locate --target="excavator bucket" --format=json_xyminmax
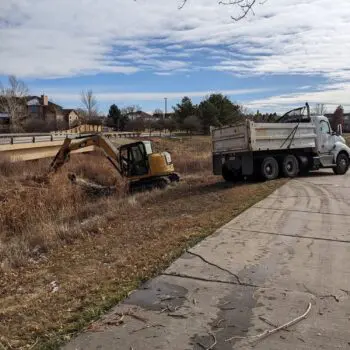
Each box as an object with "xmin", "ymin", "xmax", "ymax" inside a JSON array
[{"xmin": 49, "ymin": 138, "xmax": 73, "ymax": 172}]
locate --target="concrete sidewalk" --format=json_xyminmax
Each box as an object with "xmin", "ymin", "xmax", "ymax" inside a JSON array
[{"xmin": 64, "ymin": 172, "xmax": 350, "ymax": 350}]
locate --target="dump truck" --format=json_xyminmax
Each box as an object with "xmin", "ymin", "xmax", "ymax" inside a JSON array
[{"xmin": 212, "ymin": 104, "xmax": 350, "ymax": 181}]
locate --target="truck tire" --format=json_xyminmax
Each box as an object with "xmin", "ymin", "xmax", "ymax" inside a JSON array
[
  {"xmin": 261, "ymin": 157, "xmax": 279, "ymax": 180},
  {"xmin": 333, "ymin": 153, "xmax": 349, "ymax": 175},
  {"xmin": 282, "ymin": 154, "xmax": 299, "ymax": 178},
  {"xmin": 222, "ymin": 165, "xmax": 242, "ymax": 182}
]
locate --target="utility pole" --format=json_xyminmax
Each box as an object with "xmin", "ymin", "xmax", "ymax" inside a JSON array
[{"xmin": 164, "ymin": 97, "xmax": 168, "ymax": 120}]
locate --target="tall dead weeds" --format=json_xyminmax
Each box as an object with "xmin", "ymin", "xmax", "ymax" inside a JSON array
[{"xmin": 0, "ymin": 154, "xmax": 127, "ymax": 268}]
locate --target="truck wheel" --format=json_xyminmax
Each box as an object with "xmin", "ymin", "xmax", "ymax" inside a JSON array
[
  {"xmin": 333, "ymin": 153, "xmax": 349, "ymax": 175},
  {"xmin": 261, "ymin": 157, "xmax": 279, "ymax": 180},
  {"xmin": 222, "ymin": 165, "xmax": 242, "ymax": 182},
  {"xmin": 282, "ymin": 155, "xmax": 299, "ymax": 178}
]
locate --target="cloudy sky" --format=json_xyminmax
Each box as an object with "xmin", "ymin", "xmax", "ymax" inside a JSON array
[{"xmin": 1, "ymin": 0, "xmax": 350, "ymax": 114}]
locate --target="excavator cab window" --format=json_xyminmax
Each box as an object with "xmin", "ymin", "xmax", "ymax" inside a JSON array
[
  {"xmin": 120, "ymin": 148, "xmax": 129, "ymax": 175},
  {"xmin": 119, "ymin": 142, "xmax": 149, "ymax": 177}
]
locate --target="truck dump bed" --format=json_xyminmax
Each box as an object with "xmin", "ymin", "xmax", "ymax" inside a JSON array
[{"xmin": 212, "ymin": 120, "xmax": 317, "ymax": 154}]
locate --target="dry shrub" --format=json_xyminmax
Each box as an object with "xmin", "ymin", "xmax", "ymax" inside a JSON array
[
  {"xmin": 66, "ymin": 153, "xmax": 119, "ymax": 186},
  {"xmin": 0, "ymin": 156, "xmax": 49, "ymax": 178},
  {"xmin": 0, "ymin": 153, "xmax": 128, "ymax": 268},
  {"xmin": 0, "ymin": 172, "xmax": 86, "ymax": 267},
  {"xmin": 0, "ymin": 155, "xmax": 13, "ymax": 176},
  {"xmin": 172, "ymin": 151, "xmax": 211, "ymax": 174},
  {"xmin": 152, "ymin": 136, "xmax": 211, "ymax": 174}
]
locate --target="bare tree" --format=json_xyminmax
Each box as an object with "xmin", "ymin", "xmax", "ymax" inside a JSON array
[
  {"xmin": 178, "ymin": 0, "xmax": 260, "ymax": 20},
  {"xmin": 121, "ymin": 105, "xmax": 142, "ymax": 116},
  {"xmin": 153, "ymin": 108, "xmax": 164, "ymax": 119},
  {"xmin": 0, "ymin": 75, "xmax": 29, "ymax": 132},
  {"xmin": 240, "ymin": 105, "xmax": 251, "ymax": 116},
  {"xmin": 76, "ymin": 108, "xmax": 88, "ymax": 123},
  {"xmin": 125, "ymin": 117, "xmax": 145, "ymax": 132},
  {"xmin": 80, "ymin": 89, "xmax": 98, "ymax": 120},
  {"xmin": 312, "ymin": 103, "xmax": 327, "ymax": 116}
]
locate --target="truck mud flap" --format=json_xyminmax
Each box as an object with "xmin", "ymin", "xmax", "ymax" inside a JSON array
[
  {"xmin": 242, "ymin": 154, "xmax": 254, "ymax": 176},
  {"xmin": 213, "ymin": 154, "xmax": 222, "ymax": 175}
]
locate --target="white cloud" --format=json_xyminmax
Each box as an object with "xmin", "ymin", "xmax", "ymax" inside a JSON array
[
  {"xmin": 154, "ymin": 72, "xmax": 173, "ymax": 76},
  {"xmin": 299, "ymin": 85, "xmax": 312, "ymax": 90},
  {"xmin": 245, "ymin": 83, "xmax": 350, "ymax": 112},
  {"xmin": 1, "ymin": 0, "xmax": 350, "ymax": 83},
  {"xmin": 42, "ymin": 87, "xmax": 273, "ymax": 102},
  {"xmin": 166, "ymin": 44, "xmax": 183, "ymax": 50},
  {"xmin": 133, "ymin": 58, "xmax": 189, "ymax": 71}
]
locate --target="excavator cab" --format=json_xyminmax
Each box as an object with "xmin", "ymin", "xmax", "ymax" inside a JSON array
[
  {"xmin": 118, "ymin": 140, "xmax": 178, "ymax": 184},
  {"xmin": 120, "ymin": 141, "xmax": 150, "ymax": 177}
]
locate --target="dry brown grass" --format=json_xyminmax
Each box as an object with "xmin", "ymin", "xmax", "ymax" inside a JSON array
[
  {"xmin": 0, "ymin": 154, "xmax": 127, "ymax": 270},
  {"xmin": 152, "ymin": 136, "xmax": 211, "ymax": 174},
  {"xmin": 0, "ymin": 136, "xmax": 285, "ymax": 349}
]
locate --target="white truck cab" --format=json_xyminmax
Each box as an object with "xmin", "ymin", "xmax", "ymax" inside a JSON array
[
  {"xmin": 312, "ymin": 115, "xmax": 350, "ymax": 167},
  {"xmin": 212, "ymin": 104, "xmax": 350, "ymax": 181}
]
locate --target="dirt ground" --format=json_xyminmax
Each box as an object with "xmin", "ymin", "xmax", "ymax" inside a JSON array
[{"xmin": 0, "ymin": 136, "xmax": 285, "ymax": 349}]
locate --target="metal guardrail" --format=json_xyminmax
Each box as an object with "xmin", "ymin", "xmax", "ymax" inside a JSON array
[
  {"xmin": 103, "ymin": 132, "xmax": 141, "ymax": 139},
  {"xmin": 0, "ymin": 134, "xmax": 72, "ymax": 145},
  {"xmin": 0, "ymin": 133, "xmax": 51, "ymax": 137},
  {"xmin": 0, "ymin": 131, "xmax": 171, "ymax": 162},
  {"xmin": 0, "ymin": 132, "xmax": 142, "ymax": 146}
]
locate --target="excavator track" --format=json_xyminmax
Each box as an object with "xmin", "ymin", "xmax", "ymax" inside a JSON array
[
  {"xmin": 129, "ymin": 173, "xmax": 180, "ymax": 193},
  {"xmin": 67, "ymin": 172, "xmax": 180, "ymax": 196}
]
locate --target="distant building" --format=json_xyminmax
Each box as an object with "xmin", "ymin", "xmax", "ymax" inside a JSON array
[
  {"xmin": 62, "ymin": 109, "xmax": 80, "ymax": 128},
  {"xmin": 344, "ymin": 114, "xmax": 350, "ymax": 132},
  {"xmin": 0, "ymin": 113, "xmax": 10, "ymax": 132},
  {"xmin": 153, "ymin": 112, "xmax": 175, "ymax": 119},
  {"xmin": 26, "ymin": 95, "xmax": 65, "ymax": 128},
  {"xmin": 126, "ymin": 111, "xmax": 155, "ymax": 121},
  {"xmin": 26, "ymin": 95, "xmax": 79, "ymax": 129},
  {"xmin": 0, "ymin": 95, "xmax": 79, "ymax": 132}
]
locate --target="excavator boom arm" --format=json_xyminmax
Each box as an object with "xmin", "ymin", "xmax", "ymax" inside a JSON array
[{"xmin": 50, "ymin": 135, "xmax": 122, "ymax": 174}]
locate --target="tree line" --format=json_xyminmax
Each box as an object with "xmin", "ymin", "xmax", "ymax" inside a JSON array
[
  {"xmin": 106, "ymin": 94, "xmax": 282, "ymax": 135},
  {"xmin": 105, "ymin": 94, "xmax": 244, "ymax": 135},
  {"xmin": 0, "ymin": 75, "xmax": 346, "ymax": 134}
]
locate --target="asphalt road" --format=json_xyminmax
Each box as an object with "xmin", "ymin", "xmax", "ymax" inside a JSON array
[{"xmin": 64, "ymin": 171, "xmax": 350, "ymax": 350}]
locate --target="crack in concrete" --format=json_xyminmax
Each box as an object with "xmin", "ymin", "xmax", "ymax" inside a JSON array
[
  {"xmin": 165, "ymin": 262, "xmax": 347, "ymax": 303},
  {"xmin": 320, "ymin": 295, "xmax": 340, "ymax": 303},
  {"xmin": 161, "ymin": 272, "xmax": 259, "ymax": 288},
  {"xmin": 306, "ymin": 240, "xmax": 314, "ymax": 259},
  {"xmin": 302, "ymin": 283, "xmax": 341, "ymax": 302},
  {"xmin": 186, "ymin": 250, "xmax": 242, "ymax": 285},
  {"xmin": 234, "ymin": 228, "xmax": 350, "ymax": 244},
  {"xmin": 295, "ymin": 182, "xmax": 350, "ymax": 189},
  {"xmin": 253, "ymin": 206, "xmax": 350, "ymax": 217}
]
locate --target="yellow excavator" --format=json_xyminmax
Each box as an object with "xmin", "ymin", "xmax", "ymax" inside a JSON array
[{"xmin": 49, "ymin": 134, "xmax": 179, "ymax": 191}]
